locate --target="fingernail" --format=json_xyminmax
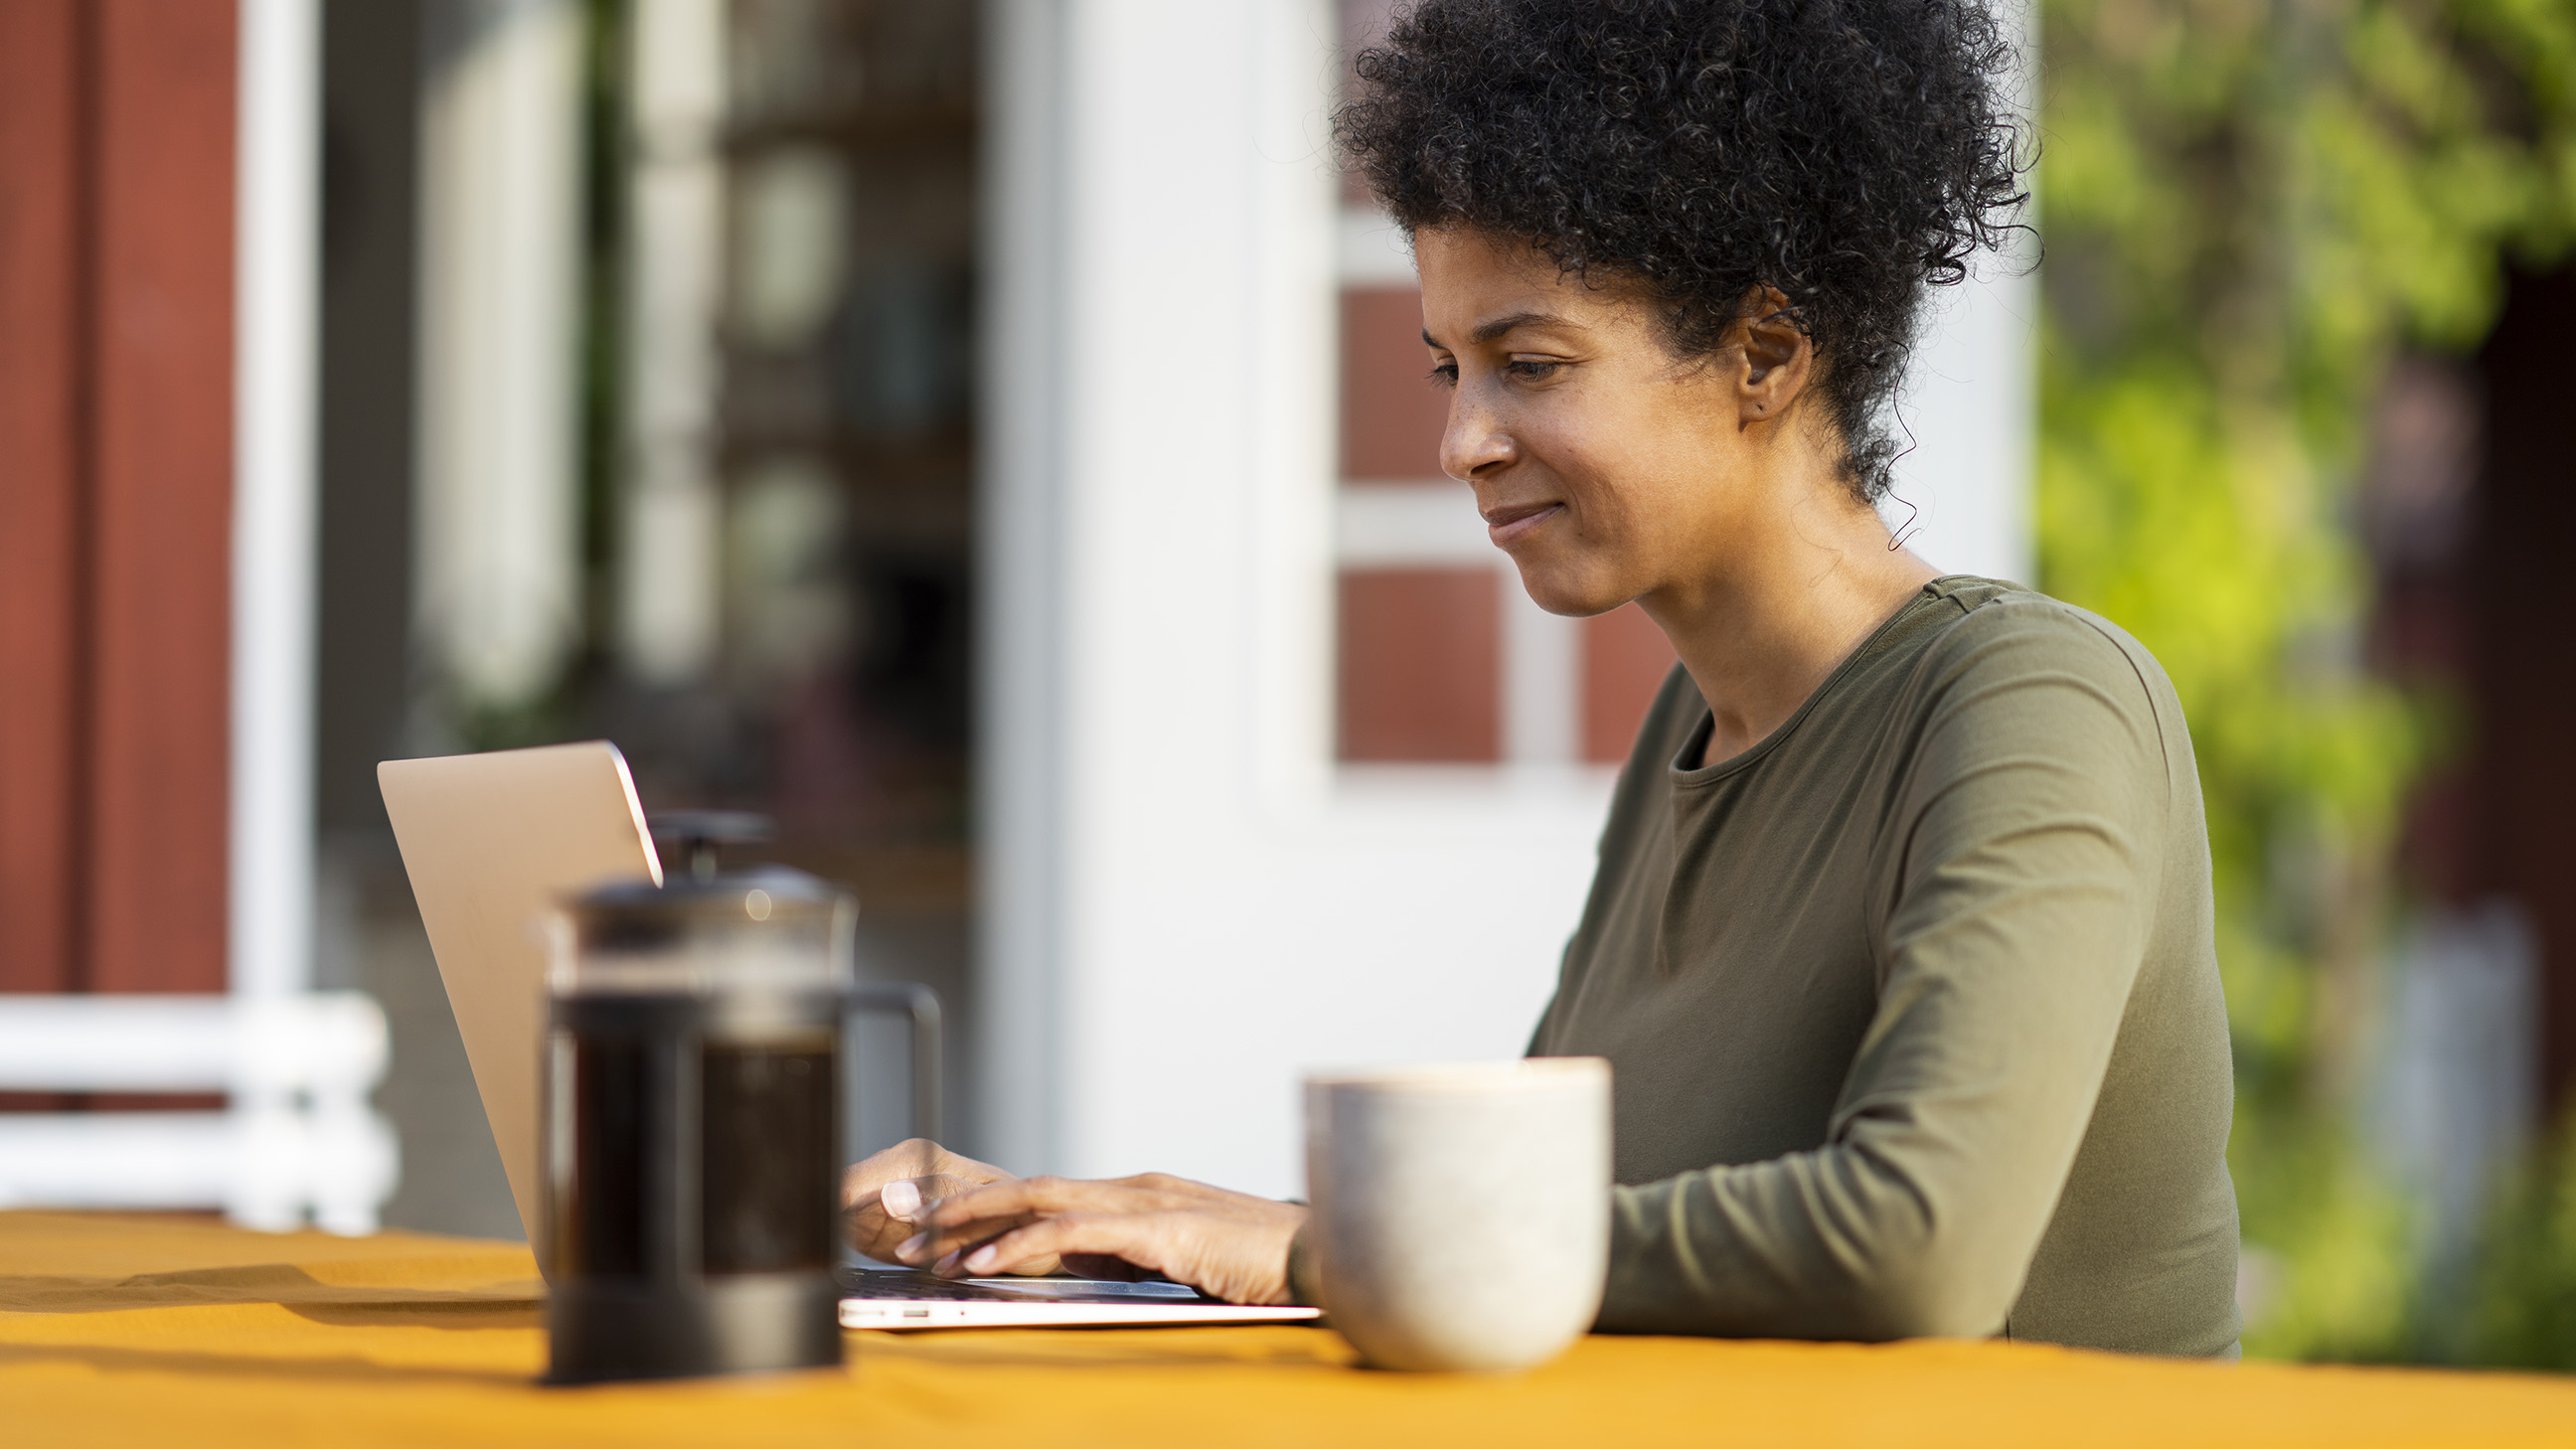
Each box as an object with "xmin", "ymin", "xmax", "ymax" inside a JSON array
[
  {"xmin": 963, "ymin": 1246, "xmax": 997, "ymax": 1273},
  {"xmin": 897, "ymin": 1233, "xmax": 927, "ymax": 1259},
  {"xmin": 882, "ymin": 1181, "xmax": 921, "ymax": 1221},
  {"xmin": 935, "ymin": 1249, "xmax": 964, "ymax": 1276}
]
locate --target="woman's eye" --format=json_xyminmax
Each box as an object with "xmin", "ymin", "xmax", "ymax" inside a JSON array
[
  {"xmin": 1429, "ymin": 361, "xmax": 1459, "ymax": 386},
  {"xmin": 1506, "ymin": 359, "xmax": 1560, "ymax": 380}
]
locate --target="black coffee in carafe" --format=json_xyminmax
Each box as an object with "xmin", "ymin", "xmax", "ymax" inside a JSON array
[{"xmin": 542, "ymin": 867, "xmax": 852, "ymax": 1382}]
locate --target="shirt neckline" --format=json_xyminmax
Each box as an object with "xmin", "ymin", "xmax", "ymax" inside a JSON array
[{"xmin": 1665, "ymin": 578, "xmax": 1970, "ymax": 788}]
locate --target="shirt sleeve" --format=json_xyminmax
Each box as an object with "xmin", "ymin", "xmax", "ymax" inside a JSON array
[{"xmin": 1594, "ymin": 604, "xmax": 2174, "ymax": 1340}]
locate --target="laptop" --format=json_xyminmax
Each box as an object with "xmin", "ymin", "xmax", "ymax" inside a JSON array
[
  {"xmin": 380, "ymin": 741, "xmax": 1322, "ymax": 1331},
  {"xmin": 837, "ymin": 1269, "xmax": 1318, "ymax": 1329}
]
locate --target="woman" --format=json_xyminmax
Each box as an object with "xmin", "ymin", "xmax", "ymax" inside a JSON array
[{"xmin": 844, "ymin": 0, "xmax": 2240, "ymax": 1356}]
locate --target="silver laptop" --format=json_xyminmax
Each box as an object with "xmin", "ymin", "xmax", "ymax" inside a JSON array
[
  {"xmin": 837, "ymin": 1267, "xmax": 1317, "ymax": 1329},
  {"xmin": 380, "ymin": 741, "xmax": 1322, "ymax": 1331}
]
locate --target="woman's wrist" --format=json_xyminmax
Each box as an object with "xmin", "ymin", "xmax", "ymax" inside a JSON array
[{"xmin": 1283, "ymin": 1221, "xmax": 1324, "ymax": 1308}]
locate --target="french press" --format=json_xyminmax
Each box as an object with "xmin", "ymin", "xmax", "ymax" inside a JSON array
[{"xmin": 540, "ymin": 840, "xmax": 938, "ymax": 1383}]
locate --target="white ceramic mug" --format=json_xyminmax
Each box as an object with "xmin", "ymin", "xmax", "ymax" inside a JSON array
[{"xmin": 1302, "ymin": 1057, "xmax": 1611, "ymax": 1371}]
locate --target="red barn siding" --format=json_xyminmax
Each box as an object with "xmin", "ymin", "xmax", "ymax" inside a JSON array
[
  {"xmin": 0, "ymin": 0, "xmax": 237, "ymax": 996},
  {"xmin": 0, "ymin": 0, "xmax": 86, "ymax": 992}
]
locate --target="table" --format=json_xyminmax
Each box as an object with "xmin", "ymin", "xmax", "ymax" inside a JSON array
[{"xmin": 5, "ymin": 1211, "xmax": 2574, "ymax": 1447}]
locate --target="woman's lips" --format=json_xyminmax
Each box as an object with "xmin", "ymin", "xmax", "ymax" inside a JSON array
[{"xmin": 1483, "ymin": 501, "xmax": 1563, "ymax": 547}]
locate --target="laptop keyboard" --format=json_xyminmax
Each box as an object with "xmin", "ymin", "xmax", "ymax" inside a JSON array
[{"xmin": 839, "ymin": 1267, "xmax": 1209, "ymax": 1304}]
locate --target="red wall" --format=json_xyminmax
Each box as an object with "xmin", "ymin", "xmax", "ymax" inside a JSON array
[{"xmin": 0, "ymin": 0, "xmax": 237, "ymax": 995}]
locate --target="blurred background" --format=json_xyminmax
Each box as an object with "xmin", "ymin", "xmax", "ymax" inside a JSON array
[{"xmin": 2, "ymin": 0, "xmax": 2574, "ymax": 1368}]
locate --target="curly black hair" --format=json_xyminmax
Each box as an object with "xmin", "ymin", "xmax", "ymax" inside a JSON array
[{"xmin": 1338, "ymin": 0, "xmax": 2028, "ymax": 501}]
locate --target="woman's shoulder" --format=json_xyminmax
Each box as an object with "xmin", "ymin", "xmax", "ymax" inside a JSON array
[
  {"xmin": 1913, "ymin": 576, "xmax": 2180, "ymax": 710},
  {"xmin": 1899, "ymin": 576, "xmax": 2194, "ymax": 779}
]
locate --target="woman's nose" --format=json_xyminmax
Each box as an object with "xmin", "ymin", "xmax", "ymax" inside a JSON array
[{"xmin": 1439, "ymin": 388, "xmax": 1514, "ymax": 482}]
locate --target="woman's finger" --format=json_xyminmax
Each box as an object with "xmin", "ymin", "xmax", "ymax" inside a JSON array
[
  {"xmin": 917, "ymin": 1176, "xmax": 1098, "ymax": 1224},
  {"xmin": 950, "ymin": 1212, "xmax": 1166, "ymax": 1281},
  {"xmin": 877, "ymin": 1173, "xmax": 986, "ymax": 1222},
  {"xmin": 895, "ymin": 1210, "xmax": 1051, "ymax": 1272},
  {"xmin": 909, "ymin": 1171, "xmax": 1252, "ymax": 1232},
  {"xmin": 846, "ymin": 1172, "xmax": 997, "ymax": 1259},
  {"xmin": 914, "ymin": 1175, "xmax": 1183, "ymax": 1232}
]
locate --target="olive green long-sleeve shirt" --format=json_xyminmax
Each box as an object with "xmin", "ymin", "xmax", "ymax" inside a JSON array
[{"xmin": 1530, "ymin": 577, "xmax": 2240, "ymax": 1356}]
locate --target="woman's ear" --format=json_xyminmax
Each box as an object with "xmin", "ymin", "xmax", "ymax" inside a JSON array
[{"xmin": 1733, "ymin": 286, "xmax": 1811, "ymax": 424}]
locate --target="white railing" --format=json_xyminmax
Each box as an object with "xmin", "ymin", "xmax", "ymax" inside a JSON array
[{"xmin": 0, "ymin": 993, "xmax": 399, "ymax": 1234}]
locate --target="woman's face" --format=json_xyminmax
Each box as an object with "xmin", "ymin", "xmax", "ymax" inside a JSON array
[{"xmin": 1416, "ymin": 226, "xmax": 1806, "ymax": 617}]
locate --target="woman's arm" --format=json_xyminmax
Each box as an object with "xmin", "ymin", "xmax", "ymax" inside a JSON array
[{"xmin": 1598, "ymin": 607, "xmax": 2182, "ymax": 1339}]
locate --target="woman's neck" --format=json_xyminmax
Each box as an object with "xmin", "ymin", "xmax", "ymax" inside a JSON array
[{"xmin": 1642, "ymin": 483, "xmax": 1940, "ymax": 770}]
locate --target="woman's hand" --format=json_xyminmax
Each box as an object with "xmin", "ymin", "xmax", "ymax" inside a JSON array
[
  {"xmin": 841, "ymin": 1139, "xmax": 1060, "ymax": 1275},
  {"xmin": 890, "ymin": 1172, "xmax": 1309, "ymax": 1306}
]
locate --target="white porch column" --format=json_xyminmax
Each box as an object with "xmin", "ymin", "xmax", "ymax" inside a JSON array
[
  {"xmin": 232, "ymin": 0, "xmax": 322, "ymax": 1002},
  {"xmin": 414, "ymin": 0, "xmax": 588, "ymax": 714},
  {"xmin": 617, "ymin": 0, "xmax": 727, "ymax": 687}
]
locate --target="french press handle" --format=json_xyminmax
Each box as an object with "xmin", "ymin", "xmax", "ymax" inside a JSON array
[{"xmin": 846, "ymin": 983, "xmax": 942, "ymax": 1144}]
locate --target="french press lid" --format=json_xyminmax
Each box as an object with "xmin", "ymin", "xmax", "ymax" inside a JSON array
[{"xmin": 553, "ymin": 866, "xmax": 855, "ymax": 997}]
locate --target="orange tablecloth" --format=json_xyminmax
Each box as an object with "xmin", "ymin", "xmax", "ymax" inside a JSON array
[{"xmin": 4, "ymin": 1210, "xmax": 2575, "ymax": 1447}]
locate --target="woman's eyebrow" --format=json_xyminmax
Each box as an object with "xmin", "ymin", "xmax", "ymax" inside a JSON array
[
  {"xmin": 1421, "ymin": 310, "xmax": 1577, "ymax": 352},
  {"xmin": 1470, "ymin": 310, "xmax": 1570, "ymax": 345}
]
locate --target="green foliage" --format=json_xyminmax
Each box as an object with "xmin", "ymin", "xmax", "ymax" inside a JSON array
[
  {"xmin": 2465, "ymin": 1117, "xmax": 2576, "ymax": 1368},
  {"xmin": 2037, "ymin": 0, "xmax": 2576, "ymax": 1359}
]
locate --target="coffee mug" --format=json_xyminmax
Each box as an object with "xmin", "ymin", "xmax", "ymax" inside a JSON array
[{"xmin": 1302, "ymin": 1057, "xmax": 1611, "ymax": 1371}]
